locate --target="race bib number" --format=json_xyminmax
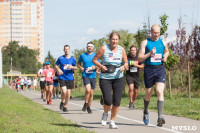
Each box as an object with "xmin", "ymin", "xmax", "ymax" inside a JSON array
[
  {"xmin": 151, "ymin": 54, "xmax": 162, "ymax": 63},
  {"xmin": 47, "ymin": 72, "xmax": 52, "ymax": 77},
  {"xmin": 109, "ymin": 53, "xmax": 121, "ymax": 62},
  {"xmin": 64, "ymin": 64, "xmax": 71, "ymax": 70},
  {"xmin": 130, "ymin": 66, "xmax": 138, "ymax": 72},
  {"xmin": 85, "ymin": 67, "xmax": 93, "ymax": 74}
]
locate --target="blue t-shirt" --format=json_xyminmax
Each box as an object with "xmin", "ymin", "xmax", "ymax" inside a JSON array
[
  {"xmin": 56, "ymin": 55, "xmax": 76, "ymax": 81},
  {"xmin": 145, "ymin": 38, "xmax": 165, "ymax": 65},
  {"xmin": 78, "ymin": 52, "xmax": 100, "ymax": 78}
]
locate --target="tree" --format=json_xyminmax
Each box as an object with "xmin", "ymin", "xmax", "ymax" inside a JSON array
[
  {"xmin": 164, "ymin": 49, "xmax": 179, "ymax": 97},
  {"xmin": 44, "ymin": 51, "xmax": 56, "ymax": 68},
  {"xmin": 160, "ymin": 13, "xmax": 169, "ymax": 40},
  {"xmin": 134, "ymin": 23, "xmax": 150, "ymax": 46},
  {"xmin": 2, "ymin": 41, "xmax": 41, "ymax": 74},
  {"xmin": 170, "ymin": 16, "xmax": 187, "ymax": 93}
]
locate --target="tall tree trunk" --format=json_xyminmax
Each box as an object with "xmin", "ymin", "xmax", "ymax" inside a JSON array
[
  {"xmin": 188, "ymin": 61, "xmax": 191, "ymax": 100},
  {"xmin": 168, "ymin": 71, "xmax": 172, "ymax": 98},
  {"xmin": 180, "ymin": 72, "xmax": 183, "ymax": 96}
]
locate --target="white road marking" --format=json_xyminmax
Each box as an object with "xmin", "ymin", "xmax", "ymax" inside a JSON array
[{"xmin": 26, "ymin": 91, "xmax": 182, "ymax": 133}]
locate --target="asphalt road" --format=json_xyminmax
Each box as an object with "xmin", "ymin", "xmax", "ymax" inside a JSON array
[{"xmin": 20, "ymin": 90, "xmax": 199, "ymax": 133}]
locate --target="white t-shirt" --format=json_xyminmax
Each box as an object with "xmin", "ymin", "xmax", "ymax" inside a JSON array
[
  {"xmin": 20, "ymin": 78, "xmax": 24, "ymax": 85},
  {"xmin": 27, "ymin": 79, "xmax": 32, "ymax": 85},
  {"xmin": 38, "ymin": 68, "xmax": 45, "ymax": 81},
  {"xmin": 33, "ymin": 79, "xmax": 37, "ymax": 86}
]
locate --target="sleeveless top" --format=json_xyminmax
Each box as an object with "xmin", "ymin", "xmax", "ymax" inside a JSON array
[
  {"xmin": 100, "ymin": 44, "xmax": 123, "ymax": 79},
  {"xmin": 145, "ymin": 38, "xmax": 165, "ymax": 65}
]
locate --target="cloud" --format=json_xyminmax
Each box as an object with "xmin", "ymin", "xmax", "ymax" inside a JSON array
[
  {"xmin": 86, "ymin": 28, "xmax": 99, "ymax": 35},
  {"xmin": 166, "ymin": 36, "xmax": 176, "ymax": 43},
  {"xmin": 107, "ymin": 20, "xmax": 138, "ymax": 31}
]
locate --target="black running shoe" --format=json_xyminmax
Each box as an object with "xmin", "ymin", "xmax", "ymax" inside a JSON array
[
  {"xmin": 60, "ymin": 102, "xmax": 64, "ymax": 111},
  {"xmin": 82, "ymin": 103, "xmax": 88, "ymax": 112},
  {"xmin": 87, "ymin": 106, "xmax": 92, "ymax": 114},
  {"xmin": 63, "ymin": 107, "xmax": 68, "ymax": 112},
  {"xmin": 157, "ymin": 117, "xmax": 165, "ymax": 127}
]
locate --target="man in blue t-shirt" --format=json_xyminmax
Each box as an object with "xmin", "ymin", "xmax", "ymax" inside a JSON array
[
  {"xmin": 138, "ymin": 24, "xmax": 169, "ymax": 127},
  {"xmin": 55, "ymin": 45, "xmax": 77, "ymax": 112},
  {"xmin": 78, "ymin": 41, "xmax": 100, "ymax": 114}
]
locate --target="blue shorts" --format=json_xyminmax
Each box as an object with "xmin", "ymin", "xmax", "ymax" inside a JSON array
[
  {"xmin": 83, "ymin": 77, "xmax": 96, "ymax": 90},
  {"xmin": 53, "ymin": 83, "xmax": 59, "ymax": 87},
  {"xmin": 144, "ymin": 65, "xmax": 166, "ymax": 88}
]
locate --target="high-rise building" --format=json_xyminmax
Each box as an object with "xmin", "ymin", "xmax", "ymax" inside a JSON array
[{"xmin": 0, "ymin": 0, "xmax": 44, "ymax": 63}]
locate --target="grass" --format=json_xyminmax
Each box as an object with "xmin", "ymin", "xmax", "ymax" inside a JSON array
[
  {"xmin": 0, "ymin": 86, "xmax": 93, "ymax": 133},
  {"xmin": 71, "ymin": 87, "xmax": 200, "ymax": 120}
]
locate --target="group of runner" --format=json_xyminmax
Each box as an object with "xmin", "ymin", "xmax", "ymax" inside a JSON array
[
  {"xmin": 36, "ymin": 24, "xmax": 169, "ymax": 129},
  {"xmin": 10, "ymin": 76, "xmax": 37, "ymax": 92}
]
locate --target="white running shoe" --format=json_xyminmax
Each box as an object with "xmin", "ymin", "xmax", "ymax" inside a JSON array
[
  {"xmin": 109, "ymin": 121, "xmax": 118, "ymax": 129},
  {"xmin": 101, "ymin": 113, "xmax": 108, "ymax": 126}
]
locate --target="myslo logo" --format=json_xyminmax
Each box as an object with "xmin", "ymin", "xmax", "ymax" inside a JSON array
[{"xmin": 172, "ymin": 126, "xmax": 197, "ymax": 131}]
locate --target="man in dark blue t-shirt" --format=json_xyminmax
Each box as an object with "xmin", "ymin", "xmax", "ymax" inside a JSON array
[
  {"xmin": 78, "ymin": 41, "xmax": 100, "ymax": 114},
  {"xmin": 55, "ymin": 45, "xmax": 77, "ymax": 112}
]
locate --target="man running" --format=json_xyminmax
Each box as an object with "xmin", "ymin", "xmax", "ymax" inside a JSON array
[
  {"xmin": 138, "ymin": 24, "xmax": 169, "ymax": 127},
  {"xmin": 78, "ymin": 41, "xmax": 100, "ymax": 114},
  {"xmin": 37, "ymin": 64, "xmax": 46, "ymax": 100},
  {"xmin": 55, "ymin": 45, "xmax": 77, "ymax": 112},
  {"xmin": 126, "ymin": 45, "xmax": 144, "ymax": 110}
]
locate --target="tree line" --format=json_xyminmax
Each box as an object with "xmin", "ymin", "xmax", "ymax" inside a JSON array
[{"xmin": 2, "ymin": 14, "xmax": 200, "ymax": 98}]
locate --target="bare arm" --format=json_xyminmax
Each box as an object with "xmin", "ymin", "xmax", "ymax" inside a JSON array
[
  {"xmin": 162, "ymin": 40, "xmax": 169, "ymax": 62},
  {"xmin": 77, "ymin": 61, "xmax": 84, "ymax": 72},
  {"xmin": 134, "ymin": 63, "xmax": 145, "ymax": 69},
  {"xmin": 138, "ymin": 40, "xmax": 156, "ymax": 62},
  {"xmin": 55, "ymin": 64, "xmax": 63, "ymax": 75},
  {"xmin": 121, "ymin": 47, "xmax": 128, "ymax": 71},
  {"xmin": 92, "ymin": 45, "xmax": 107, "ymax": 72}
]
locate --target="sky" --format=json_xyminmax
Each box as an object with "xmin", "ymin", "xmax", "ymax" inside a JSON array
[{"xmin": 44, "ymin": 0, "xmax": 200, "ymax": 59}]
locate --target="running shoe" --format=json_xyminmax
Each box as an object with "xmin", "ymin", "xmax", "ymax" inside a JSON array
[
  {"xmin": 63, "ymin": 107, "xmax": 68, "ymax": 112},
  {"xmin": 82, "ymin": 103, "xmax": 88, "ymax": 112},
  {"xmin": 56, "ymin": 94, "xmax": 58, "ymax": 99},
  {"xmin": 87, "ymin": 106, "xmax": 92, "ymax": 114},
  {"xmin": 132, "ymin": 105, "xmax": 135, "ymax": 110},
  {"xmin": 143, "ymin": 112, "xmax": 150, "ymax": 125},
  {"xmin": 157, "ymin": 117, "xmax": 165, "ymax": 127},
  {"xmin": 60, "ymin": 102, "xmax": 64, "ymax": 110},
  {"xmin": 47, "ymin": 101, "xmax": 50, "ymax": 105},
  {"xmin": 109, "ymin": 121, "xmax": 118, "ymax": 129},
  {"xmin": 43, "ymin": 98, "xmax": 46, "ymax": 102},
  {"xmin": 129, "ymin": 103, "xmax": 133, "ymax": 109},
  {"xmin": 101, "ymin": 113, "xmax": 108, "ymax": 126},
  {"xmin": 49, "ymin": 99, "xmax": 53, "ymax": 104},
  {"xmin": 41, "ymin": 95, "xmax": 43, "ymax": 99}
]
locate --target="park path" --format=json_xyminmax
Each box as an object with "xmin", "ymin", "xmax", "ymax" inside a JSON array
[{"xmin": 20, "ymin": 90, "xmax": 199, "ymax": 133}]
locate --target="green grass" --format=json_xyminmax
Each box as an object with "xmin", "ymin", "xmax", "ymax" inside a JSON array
[
  {"xmin": 0, "ymin": 87, "xmax": 92, "ymax": 133},
  {"xmin": 71, "ymin": 88, "xmax": 200, "ymax": 120}
]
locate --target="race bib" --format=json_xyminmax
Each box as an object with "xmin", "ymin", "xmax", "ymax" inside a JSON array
[
  {"xmin": 85, "ymin": 67, "xmax": 93, "ymax": 74},
  {"xmin": 47, "ymin": 72, "xmax": 52, "ymax": 77},
  {"xmin": 151, "ymin": 54, "xmax": 162, "ymax": 63},
  {"xmin": 64, "ymin": 64, "xmax": 71, "ymax": 70},
  {"xmin": 109, "ymin": 53, "xmax": 121, "ymax": 62},
  {"xmin": 130, "ymin": 66, "xmax": 138, "ymax": 72}
]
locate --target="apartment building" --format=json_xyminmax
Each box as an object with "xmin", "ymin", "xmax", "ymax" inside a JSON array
[{"xmin": 0, "ymin": 0, "xmax": 44, "ymax": 63}]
